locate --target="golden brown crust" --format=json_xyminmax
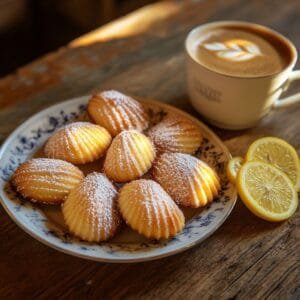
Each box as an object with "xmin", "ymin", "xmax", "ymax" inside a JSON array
[
  {"xmin": 153, "ymin": 153, "xmax": 220, "ymax": 208},
  {"xmin": 63, "ymin": 172, "xmax": 121, "ymax": 242},
  {"xmin": 104, "ymin": 130, "xmax": 155, "ymax": 182},
  {"xmin": 12, "ymin": 91, "xmax": 222, "ymax": 241},
  {"xmin": 148, "ymin": 114, "xmax": 202, "ymax": 154},
  {"xmin": 118, "ymin": 179, "xmax": 185, "ymax": 239},
  {"xmin": 44, "ymin": 122, "xmax": 112, "ymax": 164},
  {"xmin": 87, "ymin": 90, "xmax": 149, "ymax": 136},
  {"xmin": 11, "ymin": 158, "xmax": 84, "ymax": 204}
]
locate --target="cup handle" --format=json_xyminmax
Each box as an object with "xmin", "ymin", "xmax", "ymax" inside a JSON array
[{"xmin": 273, "ymin": 70, "xmax": 300, "ymax": 108}]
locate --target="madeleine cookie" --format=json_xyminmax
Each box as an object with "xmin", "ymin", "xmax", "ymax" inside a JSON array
[
  {"xmin": 119, "ymin": 179, "xmax": 185, "ymax": 239},
  {"xmin": 44, "ymin": 122, "xmax": 111, "ymax": 164},
  {"xmin": 104, "ymin": 130, "xmax": 155, "ymax": 182},
  {"xmin": 87, "ymin": 90, "xmax": 149, "ymax": 136},
  {"xmin": 63, "ymin": 172, "xmax": 121, "ymax": 242},
  {"xmin": 148, "ymin": 115, "xmax": 202, "ymax": 154},
  {"xmin": 11, "ymin": 158, "xmax": 84, "ymax": 204},
  {"xmin": 153, "ymin": 153, "xmax": 220, "ymax": 208}
]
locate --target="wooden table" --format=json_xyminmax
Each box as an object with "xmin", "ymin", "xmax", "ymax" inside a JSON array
[{"xmin": 0, "ymin": 0, "xmax": 299, "ymax": 299}]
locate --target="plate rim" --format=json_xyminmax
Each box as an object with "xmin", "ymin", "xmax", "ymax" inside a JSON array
[{"xmin": 0, "ymin": 95, "xmax": 237, "ymax": 263}]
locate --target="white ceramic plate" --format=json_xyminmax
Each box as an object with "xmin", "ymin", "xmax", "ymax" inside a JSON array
[{"xmin": 0, "ymin": 96, "xmax": 237, "ymax": 262}]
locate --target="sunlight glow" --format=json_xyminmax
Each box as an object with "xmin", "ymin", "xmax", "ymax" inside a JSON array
[{"xmin": 70, "ymin": 2, "xmax": 179, "ymax": 47}]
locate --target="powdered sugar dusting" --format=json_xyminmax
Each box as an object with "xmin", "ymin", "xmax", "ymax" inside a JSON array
[
  {"xmin": 81, "ymin": 173, "xmax": 119, "ymax": 230},
  {"xmin": 156, "ymin": 152, "xmax": 200, "ymax": 176},
  {"xmin": 12, "ymin": 158, "xmax": 83, "ymax": 203},
  {"xmin": 101, "ymin": 90, "xmax": 140, "ymax": 108},
  {"xmin": 6, "ymin": 93, "xmax": 230, "ymax": 244},
  {"xmin": 119, "ymin": 179, "xmax": 184, "ymax": 239},
  {"xmin": 125, "ymin": 179, "xmax": 178, "ymax": 212},
  {"xmin": 89, "ymin": 90, "xmax": 149, "ymax": 136},
  {"xmin": 153, "ymin": 153, "xmax": 219, "ymax": 207},
  {"xmin": 81, "ymin": 172, "xmax": 117, "ymax": 205},
  {"xmin": 14, "ymin": 158, "xmax": 82, "ymax": 183},
  {"xmin": 148, "ymin": 115, "xmax": 202, "ymax": 154},
  {"xmin": 45, "ymin": 122, "xmax": 92, "ymax": 159},
  {"xmin": 17, "ymin": 158, "xmax": 78, "ymax": 172}
]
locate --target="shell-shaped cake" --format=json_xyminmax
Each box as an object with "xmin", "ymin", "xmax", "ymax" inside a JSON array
[
  {"xmin": 44, "ymin": 122, "xmax": 112, "ymax": 164},
  {"xmin": 148, "ymin": 115, "xmax": 202, "ymax": 154},
  {"xmin": 87, "ymin": 90, "xmax": 149, "ymax": 136},
  {"xmin": 11, "ymin": 158, "xmax": 84, "ymax": 204},
  {"xmin": 118, "ymin": 179, "xmax": 185, "ymax": 239},
  {"xmin": 104, "ymin": 130, "xmax": 155, "ymax": 182},
  {"xmin": 63, "ymin": 172, "xmax": 121, "ymax": 242},
  {"xmin": 153, "ymin": 153, "xmax": 220, "ymax": 208}
]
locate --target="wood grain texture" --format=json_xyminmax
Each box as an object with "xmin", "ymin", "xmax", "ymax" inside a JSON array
[{"xmin": 0, "ymin": 0, "xmax": 299, "ymax": 299}]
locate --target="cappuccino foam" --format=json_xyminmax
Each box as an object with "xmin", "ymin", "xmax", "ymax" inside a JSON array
[{"xmin": 193, "ymin": 27, "xmax": 288, "ymax": 77}]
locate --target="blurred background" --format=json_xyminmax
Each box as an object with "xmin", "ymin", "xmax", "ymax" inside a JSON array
[{"xmin": 0, "ymin": 0, "xmax": 158, "ymax": 77}]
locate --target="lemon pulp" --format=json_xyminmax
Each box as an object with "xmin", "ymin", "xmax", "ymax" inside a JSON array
[
  {"xmin": 246, "ymin": 137, "xmax": 300, "ymax": 191},
  {"xmin": 237, "ymin": 161, "xmax": 298, "ymax": 222}
]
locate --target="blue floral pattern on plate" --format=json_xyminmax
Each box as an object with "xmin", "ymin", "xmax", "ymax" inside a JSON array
[{"xmin": 0, "ymin": 96, "xmax": 237, "ymax": 262}]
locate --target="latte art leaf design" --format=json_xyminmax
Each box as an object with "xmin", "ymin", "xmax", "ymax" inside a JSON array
[{"xmin": 203, "ymin": 39, "xmax": 262, "ymax": 61}]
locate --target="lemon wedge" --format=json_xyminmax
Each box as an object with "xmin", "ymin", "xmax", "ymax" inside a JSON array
[
  {"xmin": 246, "ymin": 137, "xmax": 300, "ymax": 191},
  {"xmin": 237, "ymin": 161, "xmax": 298, "ymax": 222},
  {"xmin": 227, "ymin": 156, "xmax": 244, "ymax": 183}
]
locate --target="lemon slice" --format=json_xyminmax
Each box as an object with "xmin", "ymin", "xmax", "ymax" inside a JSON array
[
  {"xmin": 237, "ymin": 161, "xmax": 298, "ymax": 222},
  {"xmin": 246, "ymin": 137, "xmax": 300, "ymax": 191},
  {"xmin": 227, "ymin": 156, "xmax": 244, "ymax": 183}
]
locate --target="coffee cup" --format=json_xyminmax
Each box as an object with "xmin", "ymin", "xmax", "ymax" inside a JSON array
[{"xmin": 185, "ymin": 21, "xmax": 300, "ymax": 129}]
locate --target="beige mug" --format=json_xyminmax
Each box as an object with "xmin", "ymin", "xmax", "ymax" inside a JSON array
[{"xmin": 185, "ymin": 21, "xmax": 300, "ymax": 129}]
